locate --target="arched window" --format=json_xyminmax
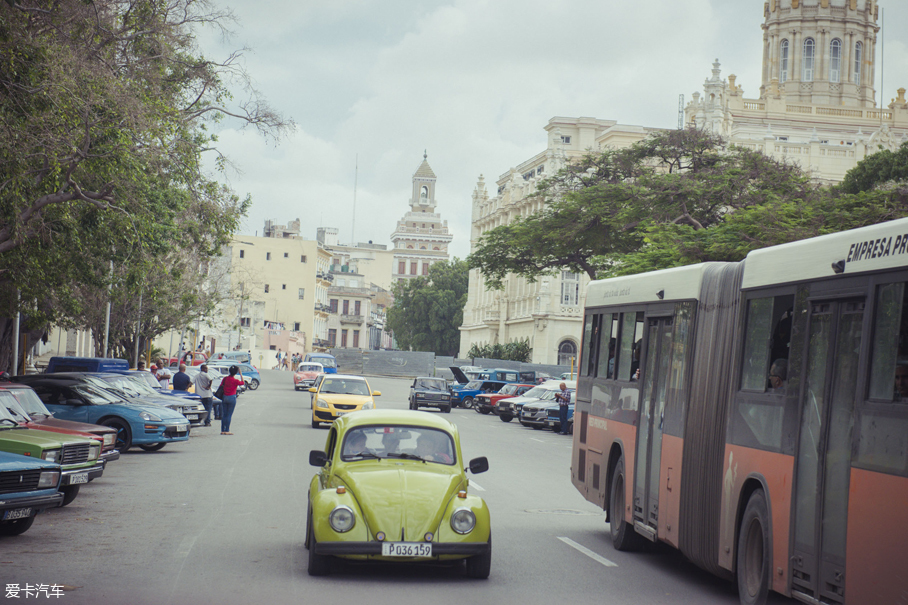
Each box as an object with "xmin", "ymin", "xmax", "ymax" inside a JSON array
[
  {"xmin": 802, "ymin": 38, "xmax": 815, "ymax": 81},
  {"xmin": 780, "ymin": 39, "xmax": 789, "ymax": 83},
  {"xmin": 853, "ymin": 41, "xmax": 863, "ymax": 84},
  {"xmin": 558, "ymin": 340, "xmax": 578, "ymax": 367},
  {"xmin": 420, "ymin": 186, "xmax": 428, "ymax": 201},
  {"xmin": 829, "ymin": 38, "xmax": 842, "ymax": 83}
]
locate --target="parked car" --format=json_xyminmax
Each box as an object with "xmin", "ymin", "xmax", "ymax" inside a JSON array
[
  {"xmin": 520, "ymin": 388, "xmax": 574, "ymax": 429},
  {"xmin": 559, "ymin": 372, "xmax": 577, "ymax": 380},
  {"xmin": 545, "ymin": 391, "xmax": 576, "ymax": 434},
  {"xmin": 47, "ymin": 356, "xmax": 129, "ymax": 373},
  {"xmin": 0, "ymin": 383, "xmax": 119, "ymax": 465},
  {"xmin": 498, "ymin": 380, "xmax": 576, "ymax": 423},
  {"xmin": 168, "ymin": 351, "xmax": 208, "ymax": 367},
  {"xmin": 0, "ymin": 451, "xmax": 63, "ymax": 536},
  {"xmin": 94, "ymin": 373, "xmax": 208, "ymax": 427},
  {"xmin": 306, "ymin": 410, "xmax": 491, "ymax": 578},
  {"xmin": 12, "ymin": 375, "xmax": 191, "ymax": 452},
  {"xmin": 474, "ymin": 383, "xmax": 534, "ymax": 415},
  {"xmin": 210, "ymin": 350, "xmax": 252, "ymax": 365},
  {"xmin": 449, "ymin": 380, "xmax": 506, "ymax": 409},
  {"xmin": 304, "ymin": 353, "xmax": 338, "ymax": 374},
  {"xmin": 408, "ymin": 377, "xmax": 451, "ymax": 413},
  {"xmin": 208, "ymin": 361, "xmax": 260, "ymax": 390},
  {"xmin": 309, "ymin": 375, "xmax": 380, "ymax": 429},
  {"xmin": 0, "ymin": 395, "xmax": 102, "ymax": 506},
  {"xmin": 294, "ymin": 363, "xmax": 324, "ymax": 391}
]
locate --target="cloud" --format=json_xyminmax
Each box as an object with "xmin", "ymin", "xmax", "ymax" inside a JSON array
[{"xmin": 199, "ymin": 0, "xmax": 908, "ymax": 259}]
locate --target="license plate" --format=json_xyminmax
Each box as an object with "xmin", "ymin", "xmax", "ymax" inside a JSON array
[
  {"xmin": 381, "ymin": 542, "xmax": 432, "ymax": 557},
  {"xmin": 335, "ymin": 412, "xmax": 346, "ymax": 417},
  {"xmin": 3, "ymin": 507, "xmax": 32, "ymax": 520},
  {"xmin": 69, "ymin": 473, "xmax": 89, "ymax": 485},
  {"xmin": 186, "ymin": 414, "xmax": 198, "ymax": 420}
]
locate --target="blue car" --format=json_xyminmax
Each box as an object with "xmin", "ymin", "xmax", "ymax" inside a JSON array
[
  {"xmin": 13, "ymin": 376, "xmax": 190, "ymax": 453},
  {"xmin": 0, "ymin": 451, "xmax": 63, "ymax": 536},
  {"xmin": 207, "ymin": 361, "xmax": 261, "ymax": 390},
  {"xmin": 449, "ymin": 380, "xmax": 507, "ymax": 409}
]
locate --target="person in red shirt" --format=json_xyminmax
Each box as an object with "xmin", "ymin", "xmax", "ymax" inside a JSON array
[{"xmin": 220, "ymin": 365, "xmax": 244, "ymax": 435}]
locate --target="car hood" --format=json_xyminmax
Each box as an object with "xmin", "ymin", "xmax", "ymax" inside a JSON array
[
  {"xmin": 318, "ymin": 394, "xmax": 374, "ymax": 406},
  {"xmin": 121, "ymin": 402, "xmax": 188, "ymax": 421},
  {"xmin": 448, "ymin": 367, "xmax": 469, "ymax": 384},
  {"xmin": 29, "ymin": 417, "xmax": 115, "ymax": 436},
  {"xmin": 295, "ymin": 371, "xmax": 321, "ymax": 380},
  {"xmin": 337, "ymin": 462, "xmax": 464, "ymax": 540}
]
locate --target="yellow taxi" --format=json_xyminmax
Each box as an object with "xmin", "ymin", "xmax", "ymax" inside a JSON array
[{"xmin": 309, "ymin": 375, "xmax": 380, "ymax": 428}]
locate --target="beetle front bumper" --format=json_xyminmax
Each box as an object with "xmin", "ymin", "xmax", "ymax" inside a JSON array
[{"xmin": 313, "ymin": 541, "xmax": 490, "ymax": 556}]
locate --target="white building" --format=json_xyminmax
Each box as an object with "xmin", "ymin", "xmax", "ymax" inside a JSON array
[
  {"xmin": 391, "ymin": 154, "xmax": 452, "ymax": 282},
  {"xmin": 686, "ymin": 0, "xmax": 907, "ymax": 182},
  {"xmin": 459, "ymin": 118, "xmax": 659, "ymax": 365}
]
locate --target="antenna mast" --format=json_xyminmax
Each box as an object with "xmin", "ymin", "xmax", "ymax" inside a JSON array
[{"xmin": 351, "ymin": 154, "xmax": 358, "ymax": 244}]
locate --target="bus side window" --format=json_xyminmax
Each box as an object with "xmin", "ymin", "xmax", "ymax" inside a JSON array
[
  {"xmin": 741, "ymin": 295, "xmax": 793, "ymax": 392},
  {"xmin": 869, "ymin": 282, "xmax": 908, "ymax": 402},
  {"xmin": 617, "ymin": 312, "xmax": 644, "ymax": 381},
  {"xmin": 596, "ymin": 314, "xmax": 614, "ymax": 378},
  {"xmin": 581, "ymin": 314, "xmax": 599, "ymax": 377}
]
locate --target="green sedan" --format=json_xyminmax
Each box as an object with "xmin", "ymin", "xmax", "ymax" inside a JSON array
[{"xmin": 306, "ymin": 410, "xmax": 491, "ymax": 578}]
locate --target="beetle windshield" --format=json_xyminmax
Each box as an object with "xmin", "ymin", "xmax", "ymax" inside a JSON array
[{"xmin": 341, "ymin": 426, "xmax": 456, "ymax": 465}]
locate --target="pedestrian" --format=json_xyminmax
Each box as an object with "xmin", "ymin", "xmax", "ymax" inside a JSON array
[
  {"xmin": 193, "ymin": 364, "xmax": 214, "ymax": 427},
  {"xmin": 219, "ymin": 365, "xmax": 244, "ymax": 435},
  {"xmin": 137, "ymin": 361, "xmax": 146, "ymax": 371},
  {"xmin": 275, "ymin": 348, "xmax": 282, "ymax": 370},
  {"xmin": 155, "ymin": 359, "xmax": 172, "ymax": 389},
  {"xmin": 172, "ymin": 364, "xmax": 191, "ymax": 391},
  {"xmin": 555, "ymin": 382, "xmax": 571, "ymax": 435}
]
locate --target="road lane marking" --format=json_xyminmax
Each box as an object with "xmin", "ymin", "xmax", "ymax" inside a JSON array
[
  {"xmin": 558, "ymin": 537, "xmax": 618, "ymax": 567},
  {"xmin": 469, "ymin": 481, "xmax": 486, "ymax": 491},
  {"xmin": 530, "ymin": 438, "xmax": 545, "ymax": 443}
]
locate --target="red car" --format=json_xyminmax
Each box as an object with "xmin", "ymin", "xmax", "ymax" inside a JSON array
[
  {"xmin": 474, "ymin": 383, "xmax": 535, "ymax": 415},
  {"xmin": 168, "ymin": 351, "xmax": 208, "ymax": 367},
  {"xmin": 294, "ymin": 362, "xmax": 324, "ymax": 392},
  {"xmin": 0, "ymin": 383, "xmax": 119, "ymax": 465}
]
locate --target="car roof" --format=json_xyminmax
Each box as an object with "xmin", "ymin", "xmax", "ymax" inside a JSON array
[
  {"xmin": 322, "ymin": 374, "xmax": 368, "ymax": 381},
  {"xmin": 334, "ymin": 409, "xmax": 457, "ymax": 434},
  {"xmin": 414, "ymin": 376, "xmax": 445, "ymax": 380}
]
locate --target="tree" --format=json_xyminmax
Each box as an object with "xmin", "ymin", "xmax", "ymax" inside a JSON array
[
  {"xmin": 839, "ymin": 141, "xmax": 908, "ymax": 194},
  {"xmin": 469, "ymin": 127, "xmax": 908, "ymax": 284},
  {"xmin": 466, "ymin": 339, "xmax": 531, "ymax": 363},
  {"xmin": 0, "ymin": 0, "xmax": 291, "ymax": 370},
  {"xmin": 386, "ymin": 260, "xmax": 468, "ymax": 356}
]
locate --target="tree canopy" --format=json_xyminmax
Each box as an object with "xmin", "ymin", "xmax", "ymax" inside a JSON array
[
  {"xmin": 386, "ymin": 260, "xmax": 469, "ymax": 357},
  {"xmin": 0, "ymin": 0, "xmax": 292, "ymax": 369},
  {"xmin": 469, "ymin": 129, "xmax": 908, "ymax": 286}
]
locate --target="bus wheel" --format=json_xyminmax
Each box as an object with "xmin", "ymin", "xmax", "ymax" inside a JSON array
[
  {"xmin": 609, "ymin": 456, "xmax": 643, "ymax": 551},
  {"xmin": 737, "ymin": 490, "xmax": 771, "ymax": 605}
]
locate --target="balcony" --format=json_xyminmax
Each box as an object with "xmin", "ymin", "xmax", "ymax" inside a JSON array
[
  {"xmin": 314, "ymin": 302, "xmax": 332, "ymax": 314},
  {"xmin": 340, "ymin": 314, "xmax": 364, "ymax": 325},
  {"xmin": 316, "ymin": 271, "xmax": 334, "ymax": 282}
]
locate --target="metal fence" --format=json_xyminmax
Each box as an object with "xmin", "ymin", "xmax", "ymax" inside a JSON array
[{"xmin": 329, "ymin": 350, "xmax": 573, "ymax": 380}]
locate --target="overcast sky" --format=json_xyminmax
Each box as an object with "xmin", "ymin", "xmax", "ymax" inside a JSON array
[{"xmin": 198, "ymin": 0, "xmax": 908, "ymax": 260}]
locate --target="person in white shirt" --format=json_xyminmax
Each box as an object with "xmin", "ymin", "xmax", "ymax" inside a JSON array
[{"xmin": 193, "ymin": 364, "xmax": 215, "ymax": 427}]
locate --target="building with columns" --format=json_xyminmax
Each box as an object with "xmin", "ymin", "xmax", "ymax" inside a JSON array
[
  {"xmin": 459, "ymin": 118, "xmax": 659, "ymax": 365},
  {"xmin": 391, "ymin": 154, "xmax": 452, "ymax": 282},
  {"xmin": 686, "ymin": 0, "xmax": 907, "ymax": 182}
]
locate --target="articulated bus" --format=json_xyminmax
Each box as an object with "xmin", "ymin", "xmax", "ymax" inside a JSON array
[{"xmin": 572, "ymin": 218, "xmax": 908, "ymax": 605}]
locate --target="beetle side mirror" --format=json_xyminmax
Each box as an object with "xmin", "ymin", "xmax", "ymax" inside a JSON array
[
  {"xmin": 468, "ymin": 456, "xmax": 489, "ymax": 474},
  {"xmin": 309, "ymin": 450, "xmax": 328, "ymax": 467}
]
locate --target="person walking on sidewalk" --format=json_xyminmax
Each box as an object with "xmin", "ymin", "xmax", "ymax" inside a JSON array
[{"xmin": 219, "ymin": 365, "xmax": 244, "ymax": 435}]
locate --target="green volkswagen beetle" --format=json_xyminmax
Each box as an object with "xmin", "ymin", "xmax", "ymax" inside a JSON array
[{"xmin": 306, "ymin": 410, "xmax": 491, "ymax": 578}]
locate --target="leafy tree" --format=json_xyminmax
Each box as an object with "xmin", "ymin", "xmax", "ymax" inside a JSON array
[
  {"xmin": 839, "ymin": 141, "xmax": 908, "ymax": 194},
  {"xmin": 0, "ymin": 0, "xmax": 291, "ymax": 370},
  {"xmin": 469, "ymin": 127, "xmax": 908, "ymax": 284},
  {"xmin": 466, "ymin": 339, "xmax": 532, "ymax": 363},
  {"xmin": 387, "ymin": 260, "xmax": 468, "ymax": 356}
]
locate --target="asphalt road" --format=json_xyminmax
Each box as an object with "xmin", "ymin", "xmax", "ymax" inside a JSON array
[{"xmin": 2, "ymin": 370, "xmax": 795, "ymax": 605}]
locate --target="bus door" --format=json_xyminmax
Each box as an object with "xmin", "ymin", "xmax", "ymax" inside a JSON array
[
  {"xmin": 791, "ymin": 299, "xmax": 864, "ymax": 605},
  {"xmin": 633, "ymin": 316, "xmax": 673, "ymax": 537}
]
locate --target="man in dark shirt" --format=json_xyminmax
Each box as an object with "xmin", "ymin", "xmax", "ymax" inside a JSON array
[{"xmin": 172, "ymin": 364, "xmax": 191, "ymax": 391}]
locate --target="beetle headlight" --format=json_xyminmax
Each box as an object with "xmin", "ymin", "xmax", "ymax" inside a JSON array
[
  {"xmin": 37, "ymin": 471, "xmax": 60, "ymax": 489},
  {"xmin": 329, "ymin": 505, "xmax": 356, "ymax": 533},
  {"xmin": 450, "ymin": 508, "xmax": 476, "ymax": 534},
  {"xmin": 41, "ymin": 449, "xmax": 61, "ymax": 464}
]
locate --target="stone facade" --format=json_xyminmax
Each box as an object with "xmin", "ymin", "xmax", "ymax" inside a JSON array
[
  {"xmin": 686, "ymin": 0, "xmax": 907, "ymax": 183},
  {"xmin": 459, "ymin": 118, "xmax": 658, "ymax": 365},
  {"xmin": 391, "ymin": 154, "xmax": 452, "ymax": 282}
]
